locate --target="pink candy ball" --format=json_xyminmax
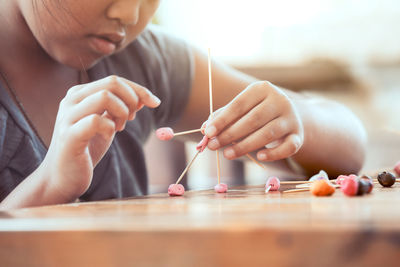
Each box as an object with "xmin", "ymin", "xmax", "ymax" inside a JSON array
[
  {"xmin": 168, "ymin": 184, "xmax": 185, "ymax": 196},
  {"xmin": 156, "ymin": 127, "xmax": 174, "ymax": 141},
  {"xmin": 394, "ymin": 161, "xmax": 400, "ymax": 176},
  {"xmin": 266, "ymin": 176, "xmax": 280, "ymax": 191},
  {"xmin": 335, "ymin": 175, "xmax": 348, "ymax": 185},
  {"xmin": 340, "ymin": 176, "xmax": 358, "ymax": 196},
  {"xmin": 214, "ymin": 183, "xmax": 228, "ymax": 193}
]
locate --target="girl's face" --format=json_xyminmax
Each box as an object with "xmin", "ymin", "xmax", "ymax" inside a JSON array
[{"xmin": 19, "ymin": 0, "xmax": 160, "ymax": 69}]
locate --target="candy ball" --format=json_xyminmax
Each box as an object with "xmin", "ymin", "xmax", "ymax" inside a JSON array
[
  {"xmin": 335, "ymin": 175, "xmax": 349, "ymax": 185},
  {"xmin": 265, "ymin": 176, "xmax": 280, "ymax": 192},
  {"xmin": 377, "ymin": 171, "xmax": 396, "ymax": 187},
  {"xmin": 357, "ymin": 180, "xmax": 371, "ymax": 196},
  {"xmin": 168, "ymin": 184, "xmax": 185, "ymax": 196},
  {"xmin": 310, "ymin": 179, "xmax": 335, "ymax": 196},
  {"xmin": 341, "ymin": 176, "xmax": 358, "ymax": 196},
  {"xmin": 394, "ymin": 161, "xmax": 400, "ymax": 176},
  {"xmin": 360, "ymin": 175, "xmax": 374, "ymax": 193},
  {"xmin": 309, "ymin": 170, "xmax": 329, "ymax": 182},
  {"xmin": 156, "ymin": 127, "xmax": 174, "ymax": 141},
  {"xmin": 214, "ymin": 183, "xmax": 228, "ymax": 193}
]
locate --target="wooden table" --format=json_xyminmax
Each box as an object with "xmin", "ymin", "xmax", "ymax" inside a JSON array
[{"xmin": 1, "ymin": 182, "xmax": 400, "ymax": 267}]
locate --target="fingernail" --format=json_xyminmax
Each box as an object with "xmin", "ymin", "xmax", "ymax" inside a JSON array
[
  {"xmin": 224, "ymin": 148, "xmax": 236, "ymax": 159},
  {"xmin": 208, "ymin": 138, "xmax": 220, "ymax": 149},
  {"xmin": 152, "ymin": 95, "xmax": 161, "ymax": 105},
  {"xmin": 258, "ymin": 153, "xmax": 267, "ymax": 160},
  {"xmin": 205, "ymin": 125, "xmax": 217, "ymax": 137}
]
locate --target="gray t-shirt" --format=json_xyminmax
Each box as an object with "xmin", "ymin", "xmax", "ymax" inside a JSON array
[{"xmin": 0, "ymin": 25, "xmax": 194, "ymax": 201}]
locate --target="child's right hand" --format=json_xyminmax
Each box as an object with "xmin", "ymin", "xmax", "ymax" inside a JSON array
[{"xmin": 40, "ymin": 75, "xmax": 160, "ymax": 201}]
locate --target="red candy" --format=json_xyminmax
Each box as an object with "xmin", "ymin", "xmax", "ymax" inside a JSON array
[
  {"xmin": 265, "ymin": 176, "xmax": 280, "ymax": 192},
  {"xmin": 394, "ymin": 161, "xmax": 400, "ymax": 176},
  {"xmin": 340, "ymin": 176, "xmax": 358, "ymax": 196},
  {"xmin": 168, "ymin": 184, "xmax": 185, "ymax": 196},
  {"xmin": 214, "ymin": 183, "xmax": 228, "ymax": 193},
  {"xmin": 196, "ymin": 136, "xmax": 209, "ymax": 152},
  {"xmin": 156, "ymin": 127, "xmax": 174, "ymax": 141}
]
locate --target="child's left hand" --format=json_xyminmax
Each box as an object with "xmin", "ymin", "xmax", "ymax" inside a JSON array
[{"xmin": 204, "ymin": 81, "xmax": 304, "ymax": 162}]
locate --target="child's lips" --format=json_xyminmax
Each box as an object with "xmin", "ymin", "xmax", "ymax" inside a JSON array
[{"xmin": 88, "ymin": 36, "xmax": 117, "ymax": 56}]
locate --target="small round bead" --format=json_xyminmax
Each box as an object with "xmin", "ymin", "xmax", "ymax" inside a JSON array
[
  {"xmin": 357, "ymin": 180, "xmax": 371, "ymax": 196},
  {"xmin": 341, "ymin": 176, "xmax": 358, "ymax": 196},
  {"xmin": 168, "ymin": 184, "xmax": 185, "ymax": 196},
  {"xmin": 335, "ymin": 175, "xmax": 349, "ymax": 185},
  {"xmin": 309, "ymin": 170, "xmax": 329, "ymax": 182},
  {"xmin": 360, "ymin": 175, "xmax": 374, "ymax": 193},
  {"xmin": 310, "ymin": 180, "xmax": 335, "ymax": 196},
  {"xmin": 377, "ymin": 171, "xmax": 396, "ymax": 187},
  {"xmin": 214, "ymin": 183, "xmax": 228, "ymax": 193},
  {"xmin": 394, "ymin": 161, "xmax": 400, "ymax": 176},
  {"xmin": 156, "ymin": 127, "xmax": 174, "ymax": 141},
  {"xmin": 265, "ymin": 176, "xmax": 280, "ymax": 191}
]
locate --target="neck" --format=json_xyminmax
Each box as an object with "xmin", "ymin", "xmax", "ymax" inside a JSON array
[{"xmin": 0, "ymin": 1, "xmax": 75, "ymax": 83}]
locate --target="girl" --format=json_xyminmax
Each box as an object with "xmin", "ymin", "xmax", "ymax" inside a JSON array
[{"xmin": 0, "ymin": 0, "xmax": 366, "ymax": 209}]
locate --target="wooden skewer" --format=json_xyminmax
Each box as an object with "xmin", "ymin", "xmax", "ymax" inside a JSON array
[
  {"xmin": 245, "ymin": 153, "xmax": 267, "ymax": 170},
  {"xmin": 208, "ymin": 48, "xmax": 222, "ymax": 185},
  {"xmin": 174, "ymin": 128, "xmax": 202, "ymax": 136},
  {"xmin": 175, "ymin": 150, "xmax": 201, "ymax": 185},
  {"xmin": 282, "ymin": 188, "xmax": 310, "ymax": 194},
  {"xmin": 265, "ymin": 185, "xmax": 271, "ymax": 193},
  {"xmin": 280, "ymin": 181, "xmax": 313, "ymax": 185}
]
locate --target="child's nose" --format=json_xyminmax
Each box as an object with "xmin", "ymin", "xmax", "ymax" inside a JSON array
[{"xmin": 107, "ymin": 0, "xmax": 140, "ymax": 25}]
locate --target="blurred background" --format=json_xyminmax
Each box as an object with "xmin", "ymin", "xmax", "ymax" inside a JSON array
[{"xmin": 145, "ymin": 0, "xmax": 400, "ymax": 193}]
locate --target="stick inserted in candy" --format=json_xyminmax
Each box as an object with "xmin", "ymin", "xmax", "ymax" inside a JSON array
[
  {"xmin": 265, "ymin": 176, "xmax": 280, "ymax": 193},
  {"xmin": 156, "ymin": 127, "xmax": 202, "ymax": 141}
]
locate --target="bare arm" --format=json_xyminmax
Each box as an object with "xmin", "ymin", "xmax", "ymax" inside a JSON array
[{"xmin": 176, "ymin": 48, "xmax": 367, "ymax": 177}]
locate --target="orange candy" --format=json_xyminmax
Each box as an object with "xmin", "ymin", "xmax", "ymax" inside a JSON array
[{"xmin": 310, "ymin": 179, "xmax": 335, "ymax": 196}]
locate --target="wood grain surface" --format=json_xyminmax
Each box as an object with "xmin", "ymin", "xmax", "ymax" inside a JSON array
[{"xmin": 1, "ymin": 182, "xmax": 400, "ymax": 267}]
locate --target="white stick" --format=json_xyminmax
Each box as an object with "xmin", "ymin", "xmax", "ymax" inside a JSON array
[
  {"xmin": 174, "ymin": 128, "xmax": 202, "ymax": 136},
  {"xmin": 175, "ymin": 150, "xmax": 201, "ymax": 185},
  {"xmin": 265, "ymin": 185, "xmax": 271, "ymax": 193}
]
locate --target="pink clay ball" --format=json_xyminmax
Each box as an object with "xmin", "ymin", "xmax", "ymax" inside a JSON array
[
  {"xmin": 156, "ymin": 127, "xmax": 174, "ymax": 141},
  {"xmin": 168, "ymin": 184, "xmax": 185, "ymax": 196},
  {"xmin": 266, "ymin": 176, "xmax": 280, "ymax": 191},
  {"xmin": 394, "ymin": 161, "xmax": 400, "ymax": 176},
  {"xmin": 340, "ymin": 176, "xmax": 358, "ymax": 197},
  {"xmin": 335, "ymin": 175, "xmax": 349, "ymax": 185},
  {"xmin": 214, "ymin": 183, "xmax": 228, "ymax": 193}
]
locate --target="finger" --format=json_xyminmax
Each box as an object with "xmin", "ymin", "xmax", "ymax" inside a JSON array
[
  {"xmin": 220, "ymin": 118, "xmax": 290, "ymax": 159},
  {"xmin": 67, "ymin": 114, "xmax": 116, "ymax": 149},
  {"xmin": 256, "ymin": 134, "xmax": 302, "ymax": 161},
  {"xmin": 67, "ymin": 76, "xmax": 160, "ymax": 114},
  {"xmin": 68, "ymin": 90, "xmax": 129, "ymax": 131},
  {"xmin": 207, "ymin": 101, "xmax": 280, "ymax": 150},
  {"xmin": 119, "ymin": 77, "xmax": 161, "ymax": 108},
  {"xmin": 204, "ymin": 82, "xmax": 269, "ymax": 138}
]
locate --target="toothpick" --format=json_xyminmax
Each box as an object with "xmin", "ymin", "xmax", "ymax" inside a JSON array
[
  {"xmin": 174, "ymin": 128, "xmax": 202, "ymax": 136},
  {"xmin": 175, "ymin": 150, "xmax": 201, "ymax": 185},
  {"xmin": 245, "ymin": 153, "xmax": 267, "ymax": 170},
  {"xmin": 265, "ymin": 185, "xmax": 271, "ymax": 193},
  {"xmin": 282, "ymin": 188, "xmax": 310, "ymax": 194},
  {"xmin": 208, "ymin": 48, "xmax": 221, "ymax": 185},
  {"xmin": 280, "ymin": 181, "xmax": 313, "ymax": 185}
]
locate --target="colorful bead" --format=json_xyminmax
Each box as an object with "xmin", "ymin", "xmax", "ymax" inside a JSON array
[
  {"xmin": 265, "ymin": 176, "xmax": 280, "ymax": 192},
  {"xmin": 394, "ymin": 161, "xmax": 400, "ymax": 176},
  {"xmin": 309, "ymin": 170, "xmax": 329, "ymax": 182},
  {"xmin": 214, "ymin": 183, "xmax": 228, "ymax": 193},
  {"xmin": 340, "ymin": 176, "xmax": 358, "ymax": 196},
  {"xmin": 156, "ymin": 127, "xmax": 174, "ymax": 141},
  {"xmin": 310, "ymin": 179, "xmax": 335, "ymax": 196},
  {"xmin": 377, "ymin": 171, "xmax": 396, "ymax": 187},
  {"xmin": 168, "ymin": 184, "xmax": 185, "ymax": 196}
]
